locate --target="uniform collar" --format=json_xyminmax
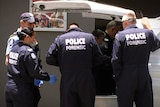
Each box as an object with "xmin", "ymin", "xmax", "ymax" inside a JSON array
[
  {"xmin": 18, "ymin": 41, "xmax": 32, "ymax": 47},
  {"xmin": 66, "ymin": 27, "xmax": 83, "ymax": 33},
  {"xmin": 17, "ymin": 28, "xmax": 22, "ymax": 32},
  {"xmin": 125, "ymin": 25, "xmax": 138, "ymax": 30}
]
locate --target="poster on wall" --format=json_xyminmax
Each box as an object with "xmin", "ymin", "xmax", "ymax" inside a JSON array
[{"xmin": 30, "ymin": 0, "xmax": 67, "ymax": 31}]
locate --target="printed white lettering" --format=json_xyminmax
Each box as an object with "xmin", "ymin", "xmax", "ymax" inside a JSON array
[
  {"xmin": 9, "ymin": 52, "xmax": 19, "ymax": 60},
  {"xmin": 127, "ymin": 40, "xmax": 146, "ymax": 46},
  {"xmin": 125, "ymin": 32, "xmax": 147, "ymax": 46},
  {"xmin": 65, "ymin": 38, "xmax": 85, "ymax": 45},
  {"xmin": 125, "ymin": 32, "xmax": 146, "ymax": 40},
  {"xmin": 65, "ymin": 38, "xmax": 86, "ymax": 50},
  {"xmin": 9, "ymin": 59, "xmax": 17, "ymax": 65},
  {"xmin": 66, "ymin": 45, "xmax": 86, "ymax": 50}
]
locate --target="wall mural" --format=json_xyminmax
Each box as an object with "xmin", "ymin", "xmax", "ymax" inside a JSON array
[{"xmin": 31, "ymin": 0, "xmax": 67, "ymax": 31}]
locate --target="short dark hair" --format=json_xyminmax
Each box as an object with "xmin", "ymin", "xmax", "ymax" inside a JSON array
[
  {"xmin": 92, "ymin": 29, "xmax": 106, "ymax": 38},
  {"xmin": 106, "ymin": 20, "xmax": 117, "ymax": 30},
  {"xmin": 69, "ymin": 22, "xmax": 79, "ymax": 27},
  {"xmin": 17, "ymin": 27, "xmax": 34, "ymax": 40},
  {"xmin": 135, "ymin": 10, "xmax": 143, "ymax": 19}
]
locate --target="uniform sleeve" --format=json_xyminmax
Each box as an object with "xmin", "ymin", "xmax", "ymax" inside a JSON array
[
  {"xmin": 91, "ymin": 35, "xmax": 103, "ymax": 66},
  {"xmin": 46, "ymin": 37, "xmax": 59, "ymax": 66},
  {"xmin": 111, "ymin": 34, "xmax": 122, "ymax": 80},
  {"xmin": 25, "ymin": 50, "xmax": 50, "ymax": 81},
  {"xmin": 5, "ymin": 35, "xmax": 19, "ymax": 55}
]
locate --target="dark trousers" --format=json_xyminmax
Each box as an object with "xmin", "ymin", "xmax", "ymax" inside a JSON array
[
  {"xmin": 60, "ymin": 74, "xmax": 96, "ymax": 107},
  {"xmin": 33, "ymin": 86, "xmax": 41, "ymax": 107},
  {"xmin": 5, "ymin": 79, "xmax": 41, "ymax": 107},
  {"xmin": 116, "ymin": 69, "xmax": 153, "ymax": 107}
]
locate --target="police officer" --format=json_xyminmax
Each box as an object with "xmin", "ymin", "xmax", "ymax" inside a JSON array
[
  {"xmin": 99, "ymin": 20, "xmax": 122, "ymax": 95},
  {"xmin": 92, "ymin": 29, "xmax": 112, "ymax": 95},
  {"xmin": 111, "ymin": 11, "xmax": 160, "ymax": 107},
  {"xmin": 5, "ymin": 12, "xmax": 35, "ymax": 65},
  {"xmin": 5, "ymin": 12, "xmax": 43, "ymax": 107},
  {"xmin": 46, "ymin": 23, "xmax": 102, "ymax": 107},
  {"xmin": 5, "ymin": 27, "xmax": 50, "ymax": 107}
]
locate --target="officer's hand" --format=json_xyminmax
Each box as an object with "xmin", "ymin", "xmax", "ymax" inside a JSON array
[
  {"xmin": 141, "ymin": 17, "xmax": 152, "ymax": 30},
  {"xmin": 34, "ymin": 79, "xmax": 44, "ymax": 87},
  {"xmin": 48, "ymin": 75, "xmax": 57, "ymax": 85}
]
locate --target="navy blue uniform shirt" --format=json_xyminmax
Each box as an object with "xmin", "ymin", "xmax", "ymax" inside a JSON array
[
  {"xmin": 112, "ymin": 25, "xmax": 160, "ymax": 80},
  {"xmin": 46, "ymin": 27, "xmax": 102, "ymax": 107},
  {"xmin": 8, "ymin": 41, "xmax": 49, "ymax": 83},
  {"xmin": 46, "ymin": 27, "xmax": 102, "ymax": 73}
]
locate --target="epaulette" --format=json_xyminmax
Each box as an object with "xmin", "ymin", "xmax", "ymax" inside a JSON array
[
  {"xmin": 9, "ymin": 32, "xmax": 17, "ymax": 38},
  {"xmin": 28, "ymin": 48, "xmax": 36, "ymax": 59},
  {"xmin": 27, "ymin": 48, "xmax": 34, "ymax": 52},
  {"xmin": 104, "ymin": 38, "xmax": 109, "ymax": 42}
]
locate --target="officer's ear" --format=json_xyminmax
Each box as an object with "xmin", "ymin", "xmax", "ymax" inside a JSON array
[
  {"xmin": 111, "ymin": 27, "xmax": 116, "ymax": 32},
  {"xmin": 26, "ymin": 35, "xmax": 29, "ymax": 37},
  {"xmin": 17, "ymin": 32, "xmax": 27, "ymax": 40},
  {"xmin": 25, "ymin": 35, "xmax": 32, "ymax": 40}
]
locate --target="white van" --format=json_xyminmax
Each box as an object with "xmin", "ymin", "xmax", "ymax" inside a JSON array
[{"xmin": 32, "ymin": 1, "xmax": 160, "ymax": 107}]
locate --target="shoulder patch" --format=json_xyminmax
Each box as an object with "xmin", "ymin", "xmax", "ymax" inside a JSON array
[
  {"xmin": 27, "ymin": 48, "xmax": 33, "ymax": 52},
  {"xmin": 8, "ymin": 39, "xmax": 14, "ymax": 46},
  {"xmin": 104, "ymin": 38, "xmax": 109, "ymax": 42},
  {"xmin": 31, "ymin": 53, "xmax": 36, "ymax": 59}
]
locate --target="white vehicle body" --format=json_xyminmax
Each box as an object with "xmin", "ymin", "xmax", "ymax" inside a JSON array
[{"xmin": 32, "ymin": 1, "xmax": 160, "ymax": 107}]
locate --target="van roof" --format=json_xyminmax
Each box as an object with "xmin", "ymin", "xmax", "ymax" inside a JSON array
[{"xmin": 32, "ymin": 1, "xmax": 133, "ymax": 21}]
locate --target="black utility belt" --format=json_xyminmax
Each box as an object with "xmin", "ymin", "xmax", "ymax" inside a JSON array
[{"xmin": 8, "ymin": 77, "xmax": 13, "ymax": 79}]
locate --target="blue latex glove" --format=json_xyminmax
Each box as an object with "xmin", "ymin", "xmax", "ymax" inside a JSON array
[
  {"xmin": 34, "ymin": 79, "xmax": 44, "ymax": 87},
  {"xmin": 49, "ymin": 75, "xmax": 57, "ymax": 85}
]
